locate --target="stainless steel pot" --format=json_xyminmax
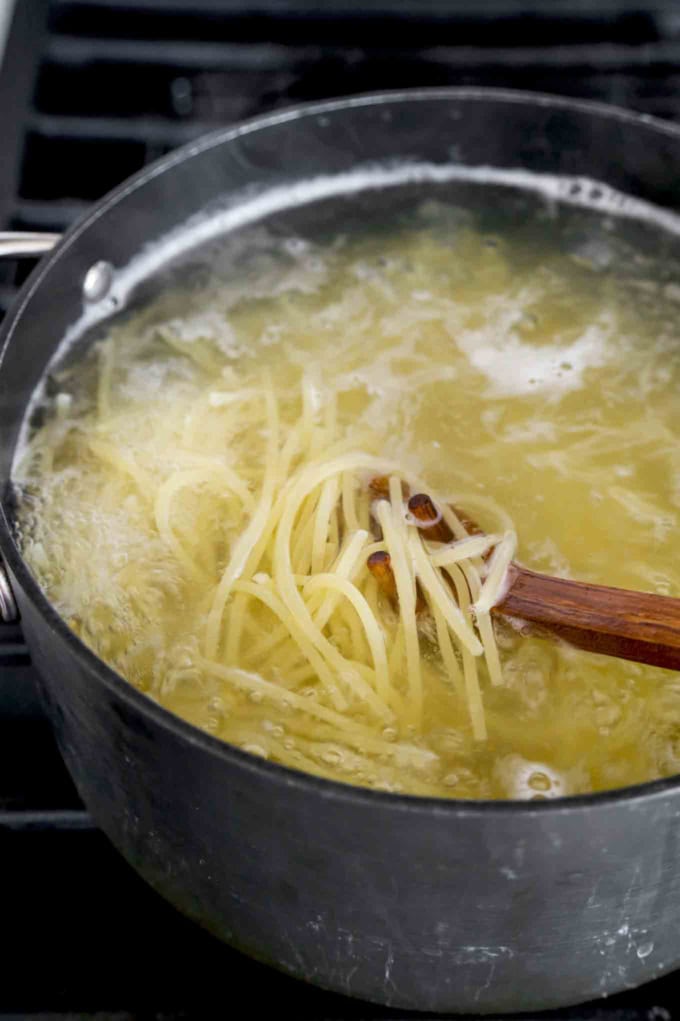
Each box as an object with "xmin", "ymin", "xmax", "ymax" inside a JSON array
[{"xmin": 2, "ymin": 89, "xmax": 680, "ymax": 1014}]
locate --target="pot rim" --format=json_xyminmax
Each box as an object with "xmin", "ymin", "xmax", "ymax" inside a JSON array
[{"xmin": 3, "ymin": 85, "xmax": 680, "ymax": 817}]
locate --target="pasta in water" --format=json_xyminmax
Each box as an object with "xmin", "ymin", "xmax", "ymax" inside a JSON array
[{"xmin": 14, "ymin": 192, "xmax": 680, "ymax": 799}]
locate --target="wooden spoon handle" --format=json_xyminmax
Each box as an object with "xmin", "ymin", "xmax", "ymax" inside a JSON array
[{"xmin": 497, "ymin": 565, "xmax": 680, "ymax": 671}]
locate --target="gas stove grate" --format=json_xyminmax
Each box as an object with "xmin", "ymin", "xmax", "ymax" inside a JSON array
[{"xmin": 2, "ymin": 1, "xmax": 680, "ymax": 297}]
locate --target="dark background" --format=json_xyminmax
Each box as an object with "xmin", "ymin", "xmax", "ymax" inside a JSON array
[{"xmin": 2, "ymin": 2, "xmax": 680, "ymax": 1018}]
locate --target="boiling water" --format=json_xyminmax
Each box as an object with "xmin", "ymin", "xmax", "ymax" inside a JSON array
[{"xmin": 14, "ymin": 182, "xmax": 680, "ymax": 799}]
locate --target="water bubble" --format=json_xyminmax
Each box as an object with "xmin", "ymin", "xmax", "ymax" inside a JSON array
[
  {"xmin": 283, "ymin": 738, "xmax": 295, "ymax": 750},
  {"xmin": 322, "ymin": 748, "xmax": 343, "ymax": 766},
  {"xmin": 242, "ymin": 743, "xmax": 268, "ymax": 759},
  {"xmin": 637, "ymin": 941, "xmax": 654, "ymax": 960},
  {"xmin": 248, "ymin": 690, "xmax": 264, "ymax": 704},
  {"xmin": 443, "ymin": 773, "xmax": 459, "ymax": 788},
  {"xmin": 528, "ymin": 771, "xmax": 552, "ymax": 792},
  {"xmin": 382, "ymin": 727, "xmax": 398, "ymax": 742},
  {"xmin": 378, "ymin": 780, "xmax": 398, "ymax": 792},
  {"xmin": 262, "ymin": 720, "xmax": 285, "ymax": 738},
  {"xmin": 499, "ymin": 755, "xmax": 566, "ymax": 799}
]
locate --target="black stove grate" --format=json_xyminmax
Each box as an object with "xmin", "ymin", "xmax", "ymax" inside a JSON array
[{"xmin": 3, "ymin": 2, "xmax": 680, "ymax": 1017}]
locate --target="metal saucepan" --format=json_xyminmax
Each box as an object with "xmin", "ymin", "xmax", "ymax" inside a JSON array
[{"xmin": 2, "ymin": 89, "xmax": 680, "ymax": 1014}]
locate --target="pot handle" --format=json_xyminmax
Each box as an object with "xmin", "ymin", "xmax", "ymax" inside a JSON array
[
  {"xmin": 0, "ymin": 562, "xmax": 18, "ymax": 624},
  {"xmin": 0, "ymin": 231, "xmax": 61, "ymax": 623},
  {"xmin": 0, "ymin": 232, "xmax": 61, "ymax": 259}
]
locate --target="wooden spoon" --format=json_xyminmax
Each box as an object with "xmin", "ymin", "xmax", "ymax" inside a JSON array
[{"xmin": 406, "ymin": 490, "xmax": 680, "ymax": 672}]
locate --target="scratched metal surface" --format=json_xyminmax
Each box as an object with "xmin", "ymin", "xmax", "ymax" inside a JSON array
[{"xmin": 1, "ymin": 815, "xmax": 679, "ymax": 1017}]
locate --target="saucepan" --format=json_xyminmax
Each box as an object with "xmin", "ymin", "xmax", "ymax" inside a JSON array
[{"xmin": 1, "ymin": 89, "xmax": 680, "ymax": 1013}]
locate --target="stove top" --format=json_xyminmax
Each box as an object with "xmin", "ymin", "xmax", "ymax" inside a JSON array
[{"xmin": 3, "ymin": 2, "xmax": 680, "ymax": 1017}]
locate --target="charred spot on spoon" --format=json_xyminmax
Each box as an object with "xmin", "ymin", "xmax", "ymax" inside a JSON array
[
  {"xmin": 367, "ymin": 548, "xmax": 427, "ymax": 614},
  {"xmin": 83, "ymin": 260, "xmax": 114, "ymax": 303},
  {"xmin": 367, "ymin": 550, "xmax": 398, "ymax": 602},
  {"xmin": 408, "ymin": 493, "xmax": 454, "ymax": 543}
]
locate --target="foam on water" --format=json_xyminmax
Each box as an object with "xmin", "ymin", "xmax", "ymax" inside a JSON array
[
  {"xmin": 13, "ymin": 159, "xmax": 680, "ymax": 473},
  {"xmin": 456, "ymin": 297, "xmax": 615, "ymax": 399}
]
